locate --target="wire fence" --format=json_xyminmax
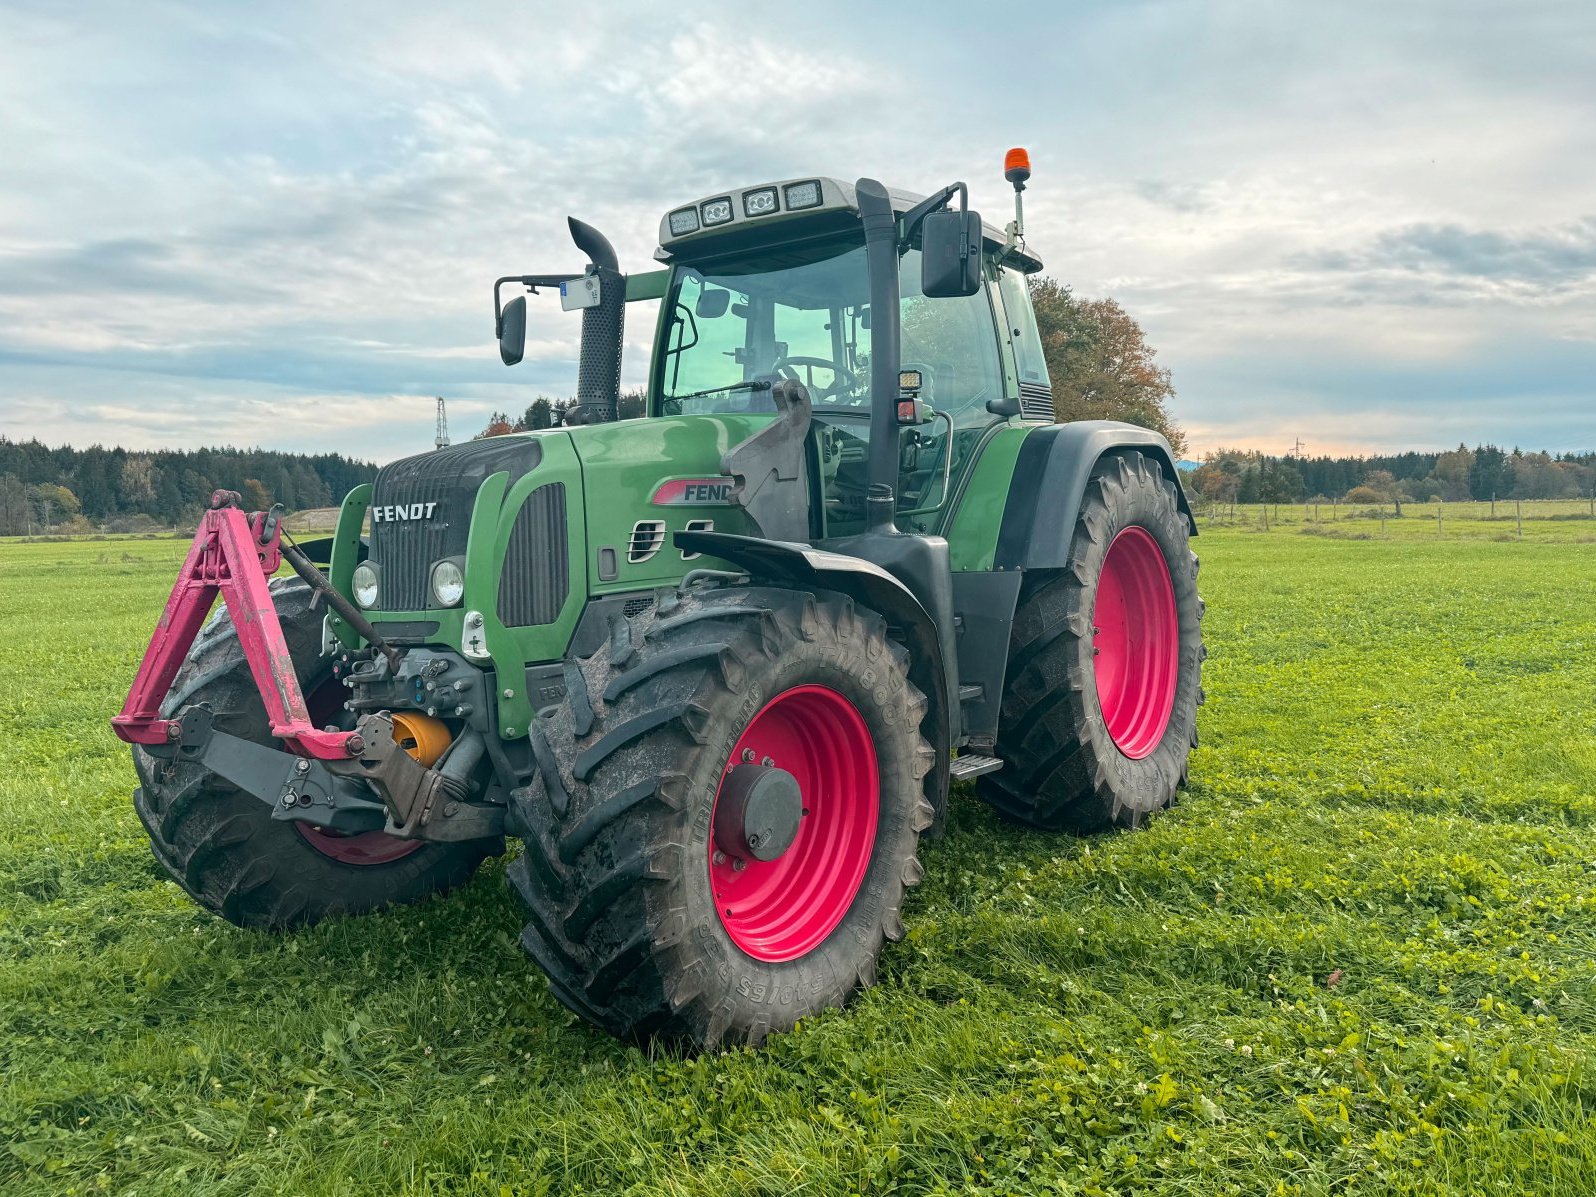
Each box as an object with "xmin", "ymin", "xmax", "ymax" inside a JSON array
[{"xmin": 1192, "ymin": 497, "xmax": 1596, "ymax": 543}]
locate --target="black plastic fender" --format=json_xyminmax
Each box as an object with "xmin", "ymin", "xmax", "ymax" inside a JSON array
[
  {"xmin": 674, "ymin": 530, "xmax": 954, "ymax": 819},
  {"xmin": 995, "ymin": 421, "xmax": 1196, "ymax": 571}
]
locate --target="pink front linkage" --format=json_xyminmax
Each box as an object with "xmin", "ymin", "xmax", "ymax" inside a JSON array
[{"xmin": 110, "ymin": 490, "xmax": 360, "ymax": 761}]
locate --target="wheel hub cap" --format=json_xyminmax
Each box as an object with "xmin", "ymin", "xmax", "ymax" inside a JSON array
[{"xmin": 714, "ymin": 764, "xmax": 804, "ymax": 862}]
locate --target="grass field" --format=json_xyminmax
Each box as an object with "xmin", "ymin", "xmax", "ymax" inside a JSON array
[{"xmin": 2, "ymin": 528, "xmax": 1594, "ymax": 1195}]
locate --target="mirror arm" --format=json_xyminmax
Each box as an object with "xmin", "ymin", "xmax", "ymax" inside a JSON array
[
  {"xmin": 897, "ymin": 181, "xmax": 969, "ymax": 250},
  {"xmin": 493, "ymin": 273, "xmax": 583, "ymax": 336}
]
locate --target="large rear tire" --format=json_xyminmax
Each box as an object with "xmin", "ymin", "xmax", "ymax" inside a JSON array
[
  {"xmin": 978, "ymin": 451, "xmax": 1204, "ymax": 832},
  {"xmin": 130, "ymin": 579, "xmax": 497, "ymax": 929},
  {"xmin": 507, "ymin": 584, "xmax": 935, "ymax": 1048}
]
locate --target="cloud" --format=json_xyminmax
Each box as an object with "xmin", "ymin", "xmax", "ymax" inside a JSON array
[{"xmin": 0, "ymin": 0, "xmax": 1594, "ymax": 461}]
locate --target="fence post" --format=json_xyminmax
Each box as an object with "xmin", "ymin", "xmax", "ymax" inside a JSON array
[
  {"xmin": 1437, "ymin": 507, "xmax": 1443, "ymax": 537},
  {"xmin": 1516, "ymin": 500, "xmax": 1523, "ymax": 539},
  {"xmin": 1381, "ymin": 514, "xmax": 1387, "ymax": 536}
]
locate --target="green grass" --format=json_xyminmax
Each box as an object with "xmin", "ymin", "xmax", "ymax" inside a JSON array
[{"xmin": 2, "ymin": 532, "xmax": 1594, "ymax": 1195}]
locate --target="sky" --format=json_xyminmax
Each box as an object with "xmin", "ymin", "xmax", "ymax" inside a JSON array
[{"xmin": 2, "ymin": 0, "xmax": 1593, "ymax": 464}]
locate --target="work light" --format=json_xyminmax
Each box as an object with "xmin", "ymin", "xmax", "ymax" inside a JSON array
[
  {"xmin": 782, "ymin": 180, "xmax": 823, "ymax": 210},
  {"xmin": 742, "ymin": 187, "xmax": 778, "ymax": 217},
  {"xmin": 701, "ymin": 197, "xmax": 734, "ymax": 226},
  {"xmin": 667, "ymin": 207, "xmax": 700, "ymax": 236},
  {"xmin": 352, "ymin": 562, "xmax": 380, "ymax": 609},
  {"xmin": 430, "ymin": 559, "xmax": 464, "ymax": 608}
]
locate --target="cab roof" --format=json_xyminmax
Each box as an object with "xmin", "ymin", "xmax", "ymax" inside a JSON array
[{"xmin": 654, "ymin": 176, "xmax": 1044, "ymax": 274}]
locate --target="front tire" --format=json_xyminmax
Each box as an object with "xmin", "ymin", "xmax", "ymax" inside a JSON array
[
  {"xmin": 507, "ymin": 584, "xmax": 935, "ymax": 1048},
  {"xmin": 979, "ymin": 451, "xmax": 1204, "ymax": 832},
  {"xmin": 130, "ymin": 579, "xmax": 497, "ymax": 929}
]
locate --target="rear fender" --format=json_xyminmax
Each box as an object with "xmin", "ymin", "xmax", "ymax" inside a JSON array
[
  {"xmin": 995, "ymin": 421, "xmax": 1195, "ymax": 571},
  {"xmin": 674, "ymin": 530, "xmax": 953, "ymax": 820}
]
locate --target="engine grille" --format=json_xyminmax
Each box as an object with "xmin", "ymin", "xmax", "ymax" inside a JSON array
[
  {"xmin": 368, "ymin": 438, "xmax": 542, "ymax": 611},
  {"xmin": 1019, "ymin": 382, "xmax": 1056, "ymax": 422},
  {"xmin": 628, "ymin": 520, "xmax": 666, "ymax": 563},
  {"xmin": 498, "ymin": 483, "xmax": 569, "ymax": 627}
]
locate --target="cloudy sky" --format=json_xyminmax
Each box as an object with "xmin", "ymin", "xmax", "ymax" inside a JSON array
[{"xmin": 2, "ymin": 0, "xmax": 1593, "ymax": 462}]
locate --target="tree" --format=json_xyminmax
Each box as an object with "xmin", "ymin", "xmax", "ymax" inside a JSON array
[
  {"xmin": 1028, "ymin": 278, "xmax": 1186, "ymax": 454},
  {"xmin": 479, "ymin": 412, "xmax": 515, "ymax": 438},
  {"xmin": 1357, "ymin": 469, "xmax": 1402, "ymax": 515},
  {"xmin": 1432, "ymin": 443, "xmax": 1474, "ymax": 500},
  {"xmin": 1469, "ymin": 444, "xmax": 1511, "ymax": 500},
  {"xmin": 30, "ymin": 482, "xmax": 80, "ymax": 531},
  {"xmin": 516, "ymin": 398, "xmax": 555, "ymax": 431},
  {"xmin": 242, "ymin": 478, "xmax": 273, "ymax": 511},
  {"xmin": 0, "ymin": 473, "xmax": 29, "ymax": 535}
]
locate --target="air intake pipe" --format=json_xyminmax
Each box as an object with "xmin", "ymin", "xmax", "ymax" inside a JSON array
[{"xmin": 567, "ymin": 217, "xmax": 624, "ymax": 424}]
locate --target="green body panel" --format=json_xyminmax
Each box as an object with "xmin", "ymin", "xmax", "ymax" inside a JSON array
[
  {"xmin": 568, "ymin": 414, "xmax": 767, "ymax": 594},
  {"xmin": 943, "ymin": 424, "xmax": 1031, "ymax": 571},
  {"xmin": 325, "ymin": 483, "xmax": 372, "ymax": 651},
  {"xmin": 624, "ymin": 270, "xmax": 669, "ymax": 301},
  {"xmin": 328, "ymin": 416, "xmax": 770, "ymax": 737}
]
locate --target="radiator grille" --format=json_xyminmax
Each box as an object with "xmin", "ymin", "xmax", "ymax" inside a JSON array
[
  {"xmin": 368, "ymin": 438, "xmax": 541, "ymax": 611},
  {"xmin": 497, "ymin": 483, "xmax": 568, "ymax": 627},
  {"xmin": 1019, "ymin": 383, "xmax": 1056, "ymax": 423}
]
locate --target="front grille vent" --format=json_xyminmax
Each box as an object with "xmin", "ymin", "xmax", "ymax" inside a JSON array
[
  {"xmin": 497, "ymin": 483, "xmax": 568, "ymax": 628},
  {"xmin": 628, "ymin": 520, "xmax": 667, "ymax": 563},
  {"xmin": 680, "ymin": 518, "xmax": 714, "ymax": 560},
  {"xmin": 368, "ymin": 437, "xmax": 542, "ymax": 611},
  {"xmin": 1019, "ymin": 383, "xmax": 1056, "ymax": 423}
]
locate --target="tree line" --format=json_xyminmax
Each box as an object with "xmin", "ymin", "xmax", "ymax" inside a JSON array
[
  {"xmin": 0, "ymin": 439, "xmax": 375, "ymax": 535},
  {"xmin": 1189, "ymin": 444, "xmax": 1596, "ymax": 512}
]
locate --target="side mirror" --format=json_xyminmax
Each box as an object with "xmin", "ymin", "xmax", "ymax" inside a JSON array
[
  {"xmin": 921, "ymin": 207, "xmax": 983, "ymax": 298},
  {"xmin": 499, "ymin": 295, "xmax": 526, "ymax": 366},
  {"xmin": 694, "ymin": 288, "xmax": 731, "ymax": 319}
]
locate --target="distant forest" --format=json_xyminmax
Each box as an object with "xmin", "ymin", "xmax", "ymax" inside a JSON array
[
  {"xmin": 0, "ymin": 439, "xmax": 375, "ymax": 535},
  {"xmin": 4, "ymin": 434, "xmax": 1593, "ymax": 537},
  {"xmin": 1190, "ymin": 444, "xmax": 1596, "ymax": 509}
]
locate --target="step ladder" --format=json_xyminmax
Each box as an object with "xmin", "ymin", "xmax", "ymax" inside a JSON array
[{"xmin": 949, "ymin": 754, "xmax": 1003, "ymax": 780}]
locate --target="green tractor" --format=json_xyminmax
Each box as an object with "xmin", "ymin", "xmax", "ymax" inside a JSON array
[{"xmin": 114, "ymin": 152, "xmax": 1204, "ymax": 1048}]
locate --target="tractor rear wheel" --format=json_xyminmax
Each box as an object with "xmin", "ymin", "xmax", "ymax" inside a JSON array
[
  {"xmin": 507, "ymin": 584, "xmax": 935, "ymax": 1048},
  {"xmin": 130, "ymin": 578, "xmax": 497, "ymax": 929},
  {"xmin": 979, "ymin": 451, "xmax": 1204, "ymax": 832}
]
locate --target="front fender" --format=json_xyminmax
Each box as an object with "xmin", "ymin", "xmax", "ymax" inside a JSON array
[
  {"xmin": 674, "ymin": 530, "xmax": 953, "ymax": 820},
  {"xmin": 995, "ymin": 421, "xmax": 1196, "ymax": 571}
]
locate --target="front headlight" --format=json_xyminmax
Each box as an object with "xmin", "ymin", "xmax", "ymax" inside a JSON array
[
  {"xmin": 430, "ymin": 559, "xmax": 464, "ymax": 607},
  {"xmin": 352, "ymin": 562, "xmax": 380, "ymax": 609}
]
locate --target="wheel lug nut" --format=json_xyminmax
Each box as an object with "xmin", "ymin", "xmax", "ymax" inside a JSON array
[
  {"xmin": 732, "ymin": 858, "xmax": 747, "ymax": 873},
  {"xmin": 712, "ymin": 850, "xmax": 726, "ymax": 866},
  {"xmin": 742, "ymin": 749, "xmax": 756, "ymax": 763},
  {"xmin": 761, "ymin": 756, "xmax": 774, "ymax": 767}
]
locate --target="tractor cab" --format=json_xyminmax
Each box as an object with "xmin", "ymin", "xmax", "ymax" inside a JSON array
[{"xmin": 647, "ymin": 178, "xmax": 1053, "ymax": 539}]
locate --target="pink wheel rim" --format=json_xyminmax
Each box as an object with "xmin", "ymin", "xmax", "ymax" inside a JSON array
[
  {"xmin": 292, "ymin": 677, "xmax": 423, "ymax": 866},
  {"xmin": 708, "ymin": 685, "xmax": 879, "ymax": 962},
  {"xmin": 1092, "ymin": 526, "xmax": 1179, "ymax": 759}
]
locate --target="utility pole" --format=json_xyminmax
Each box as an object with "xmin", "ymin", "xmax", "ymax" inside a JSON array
[
  {"xmin": 1290, "ymin": 437, "xmax": 1305, "ymax": 457},
  {"xmin": 434, "ymin": 397, "xmax": 450, "ymax": 451}
]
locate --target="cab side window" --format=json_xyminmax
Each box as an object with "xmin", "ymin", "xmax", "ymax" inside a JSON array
[{"xmin": 898, "ymin": 248, "xmax": 1005, "ymax": 431}]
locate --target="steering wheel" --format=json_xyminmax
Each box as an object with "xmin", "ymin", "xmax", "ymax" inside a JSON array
[{"xmin": 770, "ymin": 355, "xmax": 861, "ymax": 403}]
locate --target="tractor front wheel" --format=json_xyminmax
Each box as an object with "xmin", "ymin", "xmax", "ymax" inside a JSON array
[
  {"xmin": 979, "ymin": 451, "xmax": 1204, "ymax": 832},
  {"xmin": 508, "ymin": 584, "xmax": 934, "ymax": 1048},
  {"xmin": 130, "ymin": 579, "xmax": 498, "ymax": 929}
]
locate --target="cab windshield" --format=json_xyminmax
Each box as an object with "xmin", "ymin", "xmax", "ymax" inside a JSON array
[{"xmin": 656, "ymin": 240, "xmax": 871, "ymax": 414}]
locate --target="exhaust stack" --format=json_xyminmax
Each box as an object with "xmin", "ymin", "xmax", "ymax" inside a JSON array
[{"xmin": 567, "ymin": 218, "xmax": 624, "ymax": 424}]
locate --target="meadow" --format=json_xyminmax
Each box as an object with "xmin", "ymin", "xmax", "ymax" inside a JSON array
[{"xmin": 2, "ymin": 523, "xmax": 1594, "ymax": 1195}]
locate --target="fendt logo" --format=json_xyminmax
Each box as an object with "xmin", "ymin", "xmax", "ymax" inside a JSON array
[
  {"xmin": 651, "ymin": 478, "xmax": 733, "ymax": 506},
  {"xmin": 371, "ymin": 502, "xmax": 438, "ymax": 524}
]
